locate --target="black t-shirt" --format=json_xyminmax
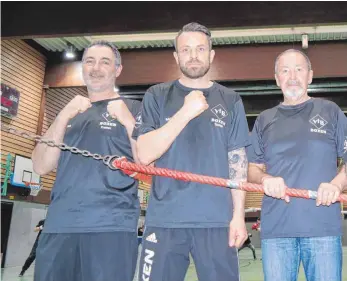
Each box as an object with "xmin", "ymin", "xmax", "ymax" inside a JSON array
[
  {"xmin": 133, "ymin": 80, "xmax": 250, "ymax": 228},
  {"xmin": 44, "ymin": 98, "xmax": 141, "ymax": 233},
  {"xmin": 247, "ymin": 98, "xmax": 346, "ymax": 239}
]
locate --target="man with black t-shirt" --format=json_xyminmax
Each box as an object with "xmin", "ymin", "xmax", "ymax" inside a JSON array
[
  {"xmin": 32, "ymin": 41, "xmax": 141, "ymax": 281},
  {"xmin": 134, "ymin": 22, "xmax": 250, "ymax": 281},
  {"xmin": 247, "ymin": 49, "xmax": 347, "ymax": 281}
]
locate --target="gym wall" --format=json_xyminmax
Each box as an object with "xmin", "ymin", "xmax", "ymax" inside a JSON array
[{"xmin": 1, "ymin": 40, "xmax": 50, "ymax": 203}]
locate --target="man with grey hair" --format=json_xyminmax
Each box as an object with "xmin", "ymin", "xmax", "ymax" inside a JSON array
[
  {"xmin": 33, "ymin": 40, "xmax": 141, "ymax": 281},
  {"xmin": 247, "ymin": 48, "xmax": 347, "ymax": 281},
  {"xmin": 134, "ymin": 22, "xmax": 249, "ymax": 281}
]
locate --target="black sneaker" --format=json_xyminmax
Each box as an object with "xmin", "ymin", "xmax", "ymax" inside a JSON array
[{"xmin": 19, "ymin": 272, "xmax": 24, "ymax": 277}]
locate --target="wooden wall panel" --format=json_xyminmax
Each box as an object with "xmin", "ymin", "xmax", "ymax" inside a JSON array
[
  {"xmin": 0, "ymin": 39, "xmax": 47, "ymax": 196},
  {"xmin": 245, "ymin": 193, "xmax": 262, "ymax": 209}
]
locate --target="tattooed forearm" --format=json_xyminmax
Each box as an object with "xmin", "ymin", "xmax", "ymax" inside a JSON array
[
  {"xmin": 228, "ymin": 147, "xmax": 248, "ymax": 182},
  {"xmin": 229, "ymin": 147, "xmax": 247, "ymax": 216},
  {"xmin": 230, "ymin": 154, "xmax": 240, "ymax": 164},
  {"xmin": 229, "ymin": 167, "xmax": 236, "ymax": 179}
]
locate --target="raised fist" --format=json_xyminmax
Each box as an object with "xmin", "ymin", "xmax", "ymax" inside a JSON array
[
  {"xmin": 61, "ymin": 95, "xmax": 92, "ymax": 120},
  {"xmin": 181, "ymin": 90, "xmax": 209, "ymax": 121}
]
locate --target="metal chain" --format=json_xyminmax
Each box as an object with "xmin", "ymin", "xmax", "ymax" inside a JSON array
[{"xmin": 1, "ymin": 124, "xmax": 120, "ymax": 169}]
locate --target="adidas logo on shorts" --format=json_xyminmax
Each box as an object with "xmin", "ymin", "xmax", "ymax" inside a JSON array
[{"xmin": 146, "ymin": 233, "xmax": 158, "ymax": 243}]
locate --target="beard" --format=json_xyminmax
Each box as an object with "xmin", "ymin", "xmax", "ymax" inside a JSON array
[
  {"xmin": 284, "ymin": 88, "xmax": 305, "ymax": 100},
  {"xmin": 283, "ymin": 81, "xmax": 305, "ymax": 100},
  {"xmin": 179, "ymin": 59, "xmax": 210, "ymax": 79}
]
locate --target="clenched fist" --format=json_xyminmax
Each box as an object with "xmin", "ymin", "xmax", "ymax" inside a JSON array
[
  {"xmin": 262, "ymin": 176, "xmax": 290, "ymax": 203},
  {"xmin": 61, "ymin": 95, "xmax": 92, "ymax": 120},
  {"xmin": 107, "ymin": 100, "xmax": 134, "ymax": 128},
  {"xmin": 181, "ymin": 90, "xmax": 209, "ymax": 121}
]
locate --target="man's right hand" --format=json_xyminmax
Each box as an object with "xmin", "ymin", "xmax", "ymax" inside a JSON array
[
  {"xmin": 61, "ymin": 95, "xmax": 92, "ymax": 120},
  {"xmin": 181, "ymin": 90, "xmax": 209, "ymax": 121},
  {"xmin": 262, "ymin": 176, "xmax": 290, "ymax": 203}
]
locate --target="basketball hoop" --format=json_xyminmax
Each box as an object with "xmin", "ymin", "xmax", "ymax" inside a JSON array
[{"xmin": 23, "ymin": 181, "xmax": 43, "ymax": 196}]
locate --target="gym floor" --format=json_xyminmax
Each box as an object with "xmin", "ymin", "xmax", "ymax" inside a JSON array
[{"xmin": 2, "ymin": 247, "xmax": 347, "ymax": 281}]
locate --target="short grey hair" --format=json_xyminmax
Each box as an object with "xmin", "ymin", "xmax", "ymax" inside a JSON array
[
  {"xmin": 82, "ymin": 40, "xmax": 122, "ymax": 67},
  {"xmin": 275, "ymin": 49, "xmax": 312, "ymax": 73},
  {"xmin": 174, "ymin": 22, "xmax": 212, "ymax": 51}
]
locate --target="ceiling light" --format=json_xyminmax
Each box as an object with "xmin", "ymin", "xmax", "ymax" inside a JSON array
[{"xmin": 64, "ymin": 43, "xmax": 76, "ymax": 59}]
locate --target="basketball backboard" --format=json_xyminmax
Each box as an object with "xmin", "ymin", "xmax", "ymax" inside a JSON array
[{"xmin": 10, "ymin": 155, "xmax": 41, "ymax": 188}]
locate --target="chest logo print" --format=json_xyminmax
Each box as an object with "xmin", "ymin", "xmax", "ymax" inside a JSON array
[
  {"xmin": 309, "ymin": 114, "xmax": 327, "ymax": 134},
  {"xmin": 211, "ymin": 104, "xmax": 228, "ymax": 128},
  {"xmin": 100, "ymin": 112, "xmax": 117, "ymax": 130},
  {"xmin": 102, "ymin": 112, "xmax": 116, "ymax": 123},
  {"xmin": 211, "ymin": 104, "xmax": 228, "ymax": 120}
]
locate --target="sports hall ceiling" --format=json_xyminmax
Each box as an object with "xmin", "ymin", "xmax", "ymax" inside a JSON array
[{"xmin": 2, "ymin": 2, "xmax": 347, "ymax": 54}]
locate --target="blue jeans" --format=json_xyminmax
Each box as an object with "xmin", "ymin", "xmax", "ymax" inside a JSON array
[{"xmin": 262, "ymin": 236, "xmax": 342, "ymax": 281}]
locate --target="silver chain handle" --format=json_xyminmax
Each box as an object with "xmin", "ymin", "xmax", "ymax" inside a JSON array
[{"xmin": 1, "ymin": 124, "xmax": 120, "ymax": 169}]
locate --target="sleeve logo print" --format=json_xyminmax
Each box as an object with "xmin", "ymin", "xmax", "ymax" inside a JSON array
[
  {"xmin": 134, "ymin": 112, "xmax": 142, "ymax": 129},
  {"xmin": 344, "ymin": 137, "xmax": 347, "ymax": 154}
]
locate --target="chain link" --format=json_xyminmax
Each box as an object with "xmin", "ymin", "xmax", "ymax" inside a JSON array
[{"xmin": 1, "ymin": 124, "xmax": 120, "ymax": 169}]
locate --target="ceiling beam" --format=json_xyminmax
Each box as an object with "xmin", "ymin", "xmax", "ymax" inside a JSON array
[
  {"xmin": 43, "ymin": 43, "xmax": 347, "ymax": 87},
  {"xmin": 2, "ymin": 2, "xmax": 347, "ymax": 38},
  {"xmin": 88, "ymin": 24, "xmax": 347, "ymax": 44}
]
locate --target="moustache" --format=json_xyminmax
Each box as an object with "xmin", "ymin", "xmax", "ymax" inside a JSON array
[
  {"xmin": 187, "ymin": 60, "xmax": 203, "ymax": 65},
  {"xmin": 89, "ymin": 72, "xmax": 104, "ymax": 78},
  {"xmin": 287, "ymin": 80, "xmax": 301, "ymax": 86}
]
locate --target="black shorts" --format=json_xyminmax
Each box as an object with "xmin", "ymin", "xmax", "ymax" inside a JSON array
[
  {"xmin": 139, "ymin": 227, "xmax": 240, "ymax": 281},
  {"xmin": 35, "ymin": 232, "xmax": 138, "ymax": 281}
]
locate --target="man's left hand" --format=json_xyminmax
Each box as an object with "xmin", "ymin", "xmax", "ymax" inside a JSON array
[
  {"xmin": 107, "ymin": 100, "xmax": 134, "ymax": 128},
  {"xmin": 316, "ymin": 183, "xmax": 342, "ymax": 206},
  {"xmin": 229, "ymin": 217, "xmax": 247, "ymax": 248}
]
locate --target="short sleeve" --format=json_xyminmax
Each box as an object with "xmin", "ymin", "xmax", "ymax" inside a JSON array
[
  {"xmin": 335, "ymin": 108, "xmax": 347, "ymax": 162},
  {"xmin": 129, "ymin": 100, "xmax": 142, "ymax": 118},
  {"xmin": 132, "ymin": 91, "xmax": 160, "ymax": 140},
  {"xmin": 246, "ymin": 116, "xmax": 265, "ymax": 164},
  {"xmin": 227, "ymin": 98, "xmax": 250, "ymax": 151}
]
